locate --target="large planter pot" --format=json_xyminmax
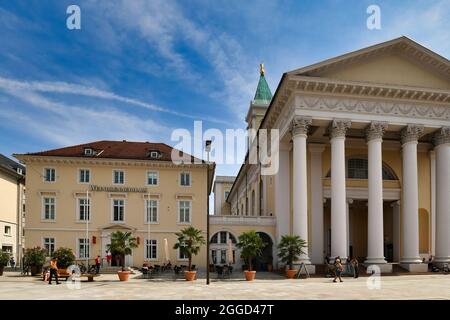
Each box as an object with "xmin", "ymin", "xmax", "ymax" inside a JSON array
[
  {"xmin": 30, "ymin": 265, "xmax": 43, "ymax": 276},
  {"xmin": 244, "ymin": 270, "xmax": 256, "ymax": 281},
  {"xmin": 0, "ymin": 265, "xmax": 4, "ymax": 276},
  {"xmin": 286, "ymin": 269, "xmax": 297, "ymax": 279},
  {"xmin": 184, "ymin": 270, "xmax": 197, "ymax": 281},
  {"xmin": 117, "ymin": 270, "xmax": 130, "ymax": 281}
]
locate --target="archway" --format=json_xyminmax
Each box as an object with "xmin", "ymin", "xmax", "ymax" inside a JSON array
[
  {"xmin": 209, "ymin": 231, "xmax": 237, "ymax": 266},
  {"xmin": 254, "ymin": 232, "xmax": 273, "ymax": 271}
]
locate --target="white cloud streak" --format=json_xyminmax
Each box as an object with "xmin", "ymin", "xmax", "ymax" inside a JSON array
[{"xmin": 0, "ymin": 76, "xmax": 230, "ymax": 125}]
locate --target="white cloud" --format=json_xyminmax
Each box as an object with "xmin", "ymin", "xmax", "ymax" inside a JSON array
[
  {"xmin": 0, "ymin": 88, "xmax": 171, "ymax": 146},
  {"xmin": 0, "ymin": 76, "xmax": 230, "ymax": 125},
  {"xmin": 90, "ymin": 0, "xmax": 257, "ymax": 120}
]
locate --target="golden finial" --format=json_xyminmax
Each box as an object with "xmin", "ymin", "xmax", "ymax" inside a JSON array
[{"xmin": 259, "ymin": 63, "xmax": 265, "ymax": 76}]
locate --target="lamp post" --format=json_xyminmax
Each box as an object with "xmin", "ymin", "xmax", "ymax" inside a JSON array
[{"xmin": 205, "ymin": 139, "xmax": 212, "ymax": 285}]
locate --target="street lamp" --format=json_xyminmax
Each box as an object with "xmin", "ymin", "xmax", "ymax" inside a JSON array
[{"xmin": 205, "ymin": 139, "xmax": 212, "ymax": 285}]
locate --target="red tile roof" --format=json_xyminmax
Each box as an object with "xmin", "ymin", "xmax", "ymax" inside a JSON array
[{"xmin": 20, "ymin": 140, "xmax": 203, "ymax": 163}]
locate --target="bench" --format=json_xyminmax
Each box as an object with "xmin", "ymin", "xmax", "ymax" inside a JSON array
[{"xmin": 41, "ymin": 272, "xmax": 99, "ymax": 282}]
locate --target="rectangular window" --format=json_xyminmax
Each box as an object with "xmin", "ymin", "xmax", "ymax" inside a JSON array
[
  {"xmin": 113, "ymin": 170, "xmax": 125, "ymax": 184},
  {"xmin": 220, "ymin": 250, "xmax": 227, "ymax": 264},
  {"xmin": 78, "ymin": 238, "xmax": 90, "ymax": 259},
  {"xmin": 43, "ymin": 197, "xmax": 56, "ymax": 220},
  {"xmin": 4, "ymin": 226, "xmax": 11, "ymax": 235},
  {"xmin": 178, "ymin": 243, "xmax": 188, "ymax": 260},
  {"xmin": 179, "ymin": 201, "xmax": 191, "ymax": 223},
  {"xmin": 112, "ymin": 199, "xmax": 125, "ymax": 222},
  {"xmin": 211, "ymin": 250, "xmax": 217, "ymax": 264},
  {"xmin": 43, "ymin": 237, "xmax": 55, "ymax": 256},
  {"xmin": 147, "ymin": 171, "xmax": 158, "ymax": 185},
  {"xmin": 219, "ymin": 231, "xmax": 227, "ymax": 244},
  {"xmin": 79, "ymin": 169, "xmax": 90, "ymax": 183},
  {"xmin": 145, "ymin": 239, "xmax": 157, "ymax": 260},
  {"xmin": 180, "ymin": 172, "xmax": 191, "ymax": 186},
  {"xmin": 44, "ymin": 168, "xmax": 55, "ymax": 182},
  {"xmin": 145, "ymin": 199, "xmax": 158, "ymax": 223},
  {"xmin": 78, "ymin": 198, "xmax": 91, "ymax": 221}
]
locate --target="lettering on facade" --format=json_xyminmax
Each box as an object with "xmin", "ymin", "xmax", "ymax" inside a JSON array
[{"xmin": 89, "ymin": 185, "xmax": 148, "ymax": 193}]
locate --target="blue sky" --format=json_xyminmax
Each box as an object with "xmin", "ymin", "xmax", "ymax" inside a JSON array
[{"xmin": 1, "ymin": 0, "xmax": 450, "ymax": 179}]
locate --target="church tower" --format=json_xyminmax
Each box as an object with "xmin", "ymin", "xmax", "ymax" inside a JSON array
[{"xmin": 245, "ymin": 64, "xmax": 273, "ymax": 132}]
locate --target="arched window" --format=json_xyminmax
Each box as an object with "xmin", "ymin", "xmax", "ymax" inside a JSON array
[
  {"xmin": 210, "ymin": 231, "xmax": 237, "ymax": 244},
  {"xmin": 327, "ymin": 158, "xmax": 398, "ymax": 180}
]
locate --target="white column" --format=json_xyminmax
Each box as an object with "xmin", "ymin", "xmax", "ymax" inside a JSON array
[
  {"xmin": 346, "ymin": 198, "xmax": 353, "ymax": 255},
  {"xmin": 365, "ymin": 122, "xmax": 388, "ymax": 264},
  {"xmin": 391, "ymin": 201, "xmax": 401, "ymax": 262},
  {"xmin": 330, "ymin": 119, "xmax": 351, "ymax": 259},
  {"xmin": 400, "ymin": 125, "xmax": 423, "ymax": 264},
  {"xmin": 275, "ymin": 143, "xmax": 291, "ymax": 243},
  {"xmin": 291, "ymin": 117, "xmax": 312, "ymax": 263},
  {"xmin": 433, "ymin": 127, "xmax": 450, "ymax": 264},
  {"xmin": 310, "ymin": 144, "xmax": 325, "ymax": 264},
  {"xmin": 430, "ymin": 150, "xmax": 436, "ymax": 257}
]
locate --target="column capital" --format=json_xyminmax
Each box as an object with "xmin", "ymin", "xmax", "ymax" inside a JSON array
[
  {"xmin": 291, "ymin": 116, "xmax": 312, "ymax": 137},
  {"xmin": 328, "ymin": 119, "xmax": 351, "ymax": 139},
  {"xmin": 400, "ymin": 124, "xmax": 424, "ymax": 145},
  {"xmin": 366, "ymin": 121, "xmax": 388, "ymax": 142},
  {"xmin": 433, "ymin": 127, "xmax": 450, "ymax": 147}
]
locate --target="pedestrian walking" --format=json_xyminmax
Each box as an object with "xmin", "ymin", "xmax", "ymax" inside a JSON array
[
  {"xmin": 9, "ymin": 257, "xmax": 15, "ymax": 270},
  {"xmin": 351, "ymin": 256, "xmax": 359, "ymax": 278},
  {"xmin": 48, "ymin": 257, "xmax": 60, "ymax": 285},
  {"xmin": 106, "ymin": 251, "xmax": 112, "ymax": 266},
  {"xmin": 95, "ymin": 255, "xmax": 101, "ymax": 274},
  {"xmin": 333, "ymin": 256, "xmax": 344, "ymax": 283}
]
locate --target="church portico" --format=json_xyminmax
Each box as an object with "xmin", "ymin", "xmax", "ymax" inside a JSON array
[{"xmin": 223, "ymin": 37, "xmax": 450, "ymax": 274}]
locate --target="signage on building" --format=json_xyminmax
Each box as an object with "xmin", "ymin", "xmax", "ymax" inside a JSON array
[{"xmin": 89, "ymin": 185, "xmax": 148, "ymax": 193}]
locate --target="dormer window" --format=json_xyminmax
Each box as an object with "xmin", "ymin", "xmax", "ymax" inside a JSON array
[
  {"xmin": 148, "ymin": 150, "xmax": 161, "ymax": 159},
  {"xmin": 84, "ymin": 148, "xmax": 93, "ymax": 156}
]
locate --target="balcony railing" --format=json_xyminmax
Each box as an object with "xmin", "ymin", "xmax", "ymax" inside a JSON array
[{"xmin": 210, "ymin": 215, "xmax": 276, "ymax": 226}]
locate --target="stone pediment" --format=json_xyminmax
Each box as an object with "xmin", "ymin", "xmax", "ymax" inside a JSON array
[
  {"xmin": 100, "ymin": 224, "xmax": 136, "ymax": 231},
  {"xmin": 288, "ymin": 36, "xmax": 450, "ymax": 90}
]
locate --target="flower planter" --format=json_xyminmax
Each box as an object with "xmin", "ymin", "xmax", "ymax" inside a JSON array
[
  {"xmin": 244, "ymin": 270, "xmax": 256, "ymax": 281},
  {"xmin": 184, "ymin": 270, "xmax": 197, "ymax": 281},
  {"xmin": 286, "ymin": 269, "xmax": 297, "ymax": 279},
  {"xmin": 30, "ymin": 265, "xmax": 43, "ymax": 276},
  {"xmin": 117, "ymin": 270, "xmax": 130, "ymax": 281}
]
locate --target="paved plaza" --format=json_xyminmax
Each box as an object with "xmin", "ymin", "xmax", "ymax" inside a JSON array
[{"xmin": 0, "ymin": 271, "xmax": 449, "ymax": 300}]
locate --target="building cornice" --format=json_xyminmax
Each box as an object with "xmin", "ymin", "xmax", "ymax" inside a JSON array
[{"xmin": 14, "ymin": 155, "xmax": 211, "ymax": 169}]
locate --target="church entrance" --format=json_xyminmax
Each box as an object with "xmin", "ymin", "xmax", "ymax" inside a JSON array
[{"xmin": 324, "ymin": 198, "xmax": 398, "ymax": 262}]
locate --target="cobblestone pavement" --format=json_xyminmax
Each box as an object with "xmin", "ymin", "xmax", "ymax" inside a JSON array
[{"xmin": 0, "ymin": 271, "xmax": 449, "ymax": 300}]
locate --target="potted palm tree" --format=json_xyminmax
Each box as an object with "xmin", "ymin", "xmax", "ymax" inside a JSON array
[
  {"xmin": 173, "ymin": 226, "xmax": 205, "ymax": 281},
  {"xmin": 24, "ymin": 247, "xmax": 47, "ymax": 276},
  {"xmin": 107, "ymin": 231, "xmax": 138, "ymax": 281},
  {"xmin": 236, "ymin": 230, "xmax": 266, "ymax": 281},
  {"xmin": 277, "ymin": 235, "xmax": 307, "ymax": 279},
  {"xmin": 52, "ymin": 247, "xmax": 75, "ymax": 275},
  {"xmin": 0, "ymin": 251, "xmax": 10, "ymax": 276}
]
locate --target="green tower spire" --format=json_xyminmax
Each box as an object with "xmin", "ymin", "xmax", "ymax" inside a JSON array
[{"xmin": 252, "ymin": 63, "xmax": 273, "ymax": 105}]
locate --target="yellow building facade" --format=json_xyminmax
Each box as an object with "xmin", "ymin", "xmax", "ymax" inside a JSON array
[{"xmin": 15, "ymin": 141, "xmax": 214, "ymax": 269}]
